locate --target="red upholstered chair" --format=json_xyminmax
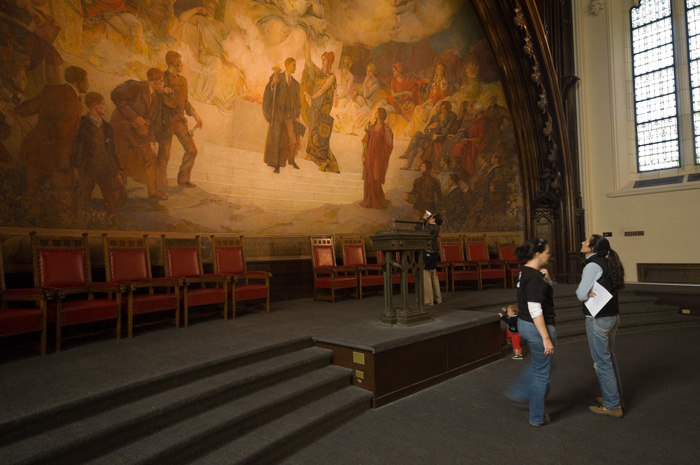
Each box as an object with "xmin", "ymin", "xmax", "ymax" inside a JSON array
[
  {"xmin": 0, "ymin": 244, "xmax": 50, "ymax": 355},
  {"xmin": 30, "ymin": 232, "xmax": 121, "ymax": 352},
  {"xmin": 340, "ymin": 236, "xmax": 383, "ymax": 299},
  {"xmin": 497, "ymin": 242, "xmax": 521, "ymax": 288},
  {"xmin": 161, "ymin": 235, "xmax": 228, "ymax": 326},
  {"xmin": 210, "ymin": 235, "xmax": 271, "ymax": 318},
  {"xmin": 464, "ymin": 237, "xmax": 507, "ymax": 290},
  {"xmin": 103, "ymin": 234, "xmax": 180, "ymax": 337},
  {"xmin": 438, "ymin": 235, "xmax": 478, "ymax": 291},
  {"xmin": 309, "ymin": 237, "xmax": 358, "ymax": 302}
]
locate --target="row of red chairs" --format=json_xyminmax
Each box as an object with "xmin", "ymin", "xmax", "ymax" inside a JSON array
[
  {"xmin": 0, "ymin": 233, "xmax": 270, "ymax": 354},
  {"xmin": 309, "ymin": 235, "xmax": 522, "ymax": 302}
]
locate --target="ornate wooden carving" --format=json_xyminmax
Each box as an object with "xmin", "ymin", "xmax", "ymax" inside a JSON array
[{"xmin": 470, "ymin": 0, "xmax": 583, "ymax": 282}]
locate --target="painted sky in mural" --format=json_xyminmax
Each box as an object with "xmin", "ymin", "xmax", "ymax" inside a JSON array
[{"xmin": 0, "ymin": 0, "xmax": 523, "ymax": 235}]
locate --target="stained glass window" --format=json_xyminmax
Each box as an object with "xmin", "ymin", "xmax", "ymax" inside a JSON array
[
  {"xmin": 631, "ymin": 0, "xmax": 681, "ymax": 171},
  {"xmin": 686, "ymin": 0, "xmax": 700, "ymax": 165}
]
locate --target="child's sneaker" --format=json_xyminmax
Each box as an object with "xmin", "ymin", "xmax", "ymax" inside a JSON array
[{"xmin": 511, "ymin": 354, "xmax": 523, "ymax": 360}]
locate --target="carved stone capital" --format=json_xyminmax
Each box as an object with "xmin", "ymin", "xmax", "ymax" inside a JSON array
[{"xmin": 588, "ymin": 0, "xmax": 606, "ymax": 16}]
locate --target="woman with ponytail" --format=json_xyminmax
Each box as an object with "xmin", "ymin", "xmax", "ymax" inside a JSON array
[
  {"xmin": 505, "ymin": 238, "xmax": 556, "ymax": 426},
  {"xmin": 576, "ymin": 234, "xmax": 626, "ymax": 418}
]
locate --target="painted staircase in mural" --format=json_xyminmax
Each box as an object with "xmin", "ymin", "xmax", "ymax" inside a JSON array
[{"xmin": 166, "ymin": 136, "xmax": 413, "ymax": 212}]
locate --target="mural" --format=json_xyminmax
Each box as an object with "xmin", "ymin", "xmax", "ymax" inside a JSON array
[{"xmin": 0, "ymin": 0, "xmax": 524, "ymax": 235}]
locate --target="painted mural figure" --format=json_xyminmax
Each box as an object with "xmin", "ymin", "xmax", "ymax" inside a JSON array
[
  {"xmin": 329, "ymin": 55, "xmax": 354, "ymax": 133},
  {"xmin": 14, "ymin": 66, "xmax": 89, "ymax": 224},
  {"xmin": 302, "ymin": 37, "xmax": 339, "ymax": 173},
  {"xmin": 438, "ymin": 100, "xmax": 471, "ymax": 169},
  {"xmin": 360, "ymin": 107, "xmax": 393, "ymax": 209},
  {"xmin": 452, "ymin": 101, "xmax": 487, "ymax": 175},
  {"xmin": 408, "ymin": 61, "xmax": 450, "ymax": 134},
  {"xmin": 451, "ymin": 63, "xmax": 482, "ymax": 107},
  {"xmin": 442, "ymin": 173, "xmax": 467, "ymax": 232},
  {"xmin": 110, "ymin": 68, "xmax": 175, "ymax": 199},
  {"xmin": 172, "ymin": 1, "xmax": 249, "ymax": 113},
  {"xmin": 0, "ymin": 0, "xmax": 63, "ymax": 85},
  {"xmin": 157, "ymin": 50, "xmax": 203, "ymax": 198},
  {"xmin": 382, "ymin": 62, "xmax": 420, "ymax": 120},
  {"xmin": 81, "ymin": 0, "xmax": 146, "ymax": 54},
  {"xmin": 400, "ymin": 101, "xmax": 457, "ymax": 171},
  {"xmin": 72, "ymin": 91, "xmax": 124, "ymax": 220},
  {"xmin": 332, "ymin": 62, "xmax": 384, "ymax": 136},
  {"xmin": 138, "ymin": 0, "xmax": 177, "ymax": 43},
  {"xmin": 263, "ymin": 57, "xmax": 301, "ymax": 174},
  {"xmin": 0, "ymin": 111, "xmax": 11, "ymax": 164},
  {"xmin": 349, "ymin": 63, "xmax": 384, "ymax": 134},
  {"xmin": 402, "ymin": 160, "xmax": 442, "ymax": 219},
  {"xmin": 0, "ymin": 65, "xmax": 34, "ymax": 158}
]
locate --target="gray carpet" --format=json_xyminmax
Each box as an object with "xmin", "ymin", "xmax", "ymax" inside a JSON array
[
  {"xmin": 281, "ymin": 325, "xmax": 700, "ymax": 465},
  {"xmin": 2, "ymin": 285, "xmax": 699, "ymax": 465}
]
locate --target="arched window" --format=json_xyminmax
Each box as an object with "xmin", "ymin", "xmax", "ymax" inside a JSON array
[
  {"xmin": 685, "ymin": 0, "xmax": 700, "ymax": 165},
  {"xmin": 630, "ymin": 0, "xmax": 700, "ymax": 171},
  {"xmin": 631, "ymin": 0, "xmax": 679, "ymax": 171}
]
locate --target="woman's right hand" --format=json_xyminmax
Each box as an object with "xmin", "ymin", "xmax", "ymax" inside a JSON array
[{"xmin": 543, "ymin": 338, "xmax": 554, "ymax": 356}]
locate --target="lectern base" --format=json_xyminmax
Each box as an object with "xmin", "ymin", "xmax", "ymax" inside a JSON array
[{"xmin": 381, "ymin": 307, "xmax": 434, "ymax": 326}]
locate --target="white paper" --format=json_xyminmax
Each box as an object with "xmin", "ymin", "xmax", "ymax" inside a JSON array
[{"xmin": 584, "ymin": 281, "xmax": 613, "ymax": 317}]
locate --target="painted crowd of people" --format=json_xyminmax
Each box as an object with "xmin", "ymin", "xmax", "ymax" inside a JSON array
[{"xmin": 0, "ymin": 50, "xmax": 202, "ymax": 227}]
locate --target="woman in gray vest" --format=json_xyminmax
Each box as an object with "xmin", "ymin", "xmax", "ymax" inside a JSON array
[{"xmin": 576, "ymin": 235, "xmax": 626, "ymax": 418}]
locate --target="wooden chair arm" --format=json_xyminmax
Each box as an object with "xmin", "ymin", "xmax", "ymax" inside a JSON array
[
  {"xmin": 184, "ymin": 274, "xmax": 228, "ymax": 285},
  {"xmin": 333, "ymin": 266, "xmax": 358, "ymax": 275},
  {"xmin": 0, "ymin": 288, "xmax": 54, "ymax": 301},
  {"xmin": 87, "ymin": 282, "xmax": 126, "ymax": 294},
  {"xmin": 121, "ymin": 278, "xmax": 181, "ymax": 291}
]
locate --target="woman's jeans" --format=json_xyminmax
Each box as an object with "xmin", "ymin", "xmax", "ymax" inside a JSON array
[
  {"xmin": 506, "ymin": 319, "xmax": 557, "ymax": 426},
  {"xmin": 585, "ymin": 315, "xmax": 623, "ymax": 409}
]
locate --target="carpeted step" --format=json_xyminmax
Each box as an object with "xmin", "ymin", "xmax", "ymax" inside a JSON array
[
  {"xmin": 0, "ymin": 346, "xmax": 333, "ymax": 465},
  {"xmin": 190, "ymin": 386, "xmax": 374, "ymax": 465},
  {"xmin": 83, "ymin": 365, "xmax": 361, "ymax": 465},
  {"xmin": 0, "ymin": 336, "xmax": 314, "ymax": 445}
]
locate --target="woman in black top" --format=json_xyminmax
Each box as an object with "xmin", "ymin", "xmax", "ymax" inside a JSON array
[{"xmin": 505, "ymin": 238, "xmax": 556, "ymax": 426}]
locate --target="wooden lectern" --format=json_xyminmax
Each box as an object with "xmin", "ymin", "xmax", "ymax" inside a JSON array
[{"xmin": 370, "ymin": 225, "xmax": 435, "ymax": 326}]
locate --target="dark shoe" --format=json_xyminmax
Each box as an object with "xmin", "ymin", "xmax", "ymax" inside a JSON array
[
  {"xmin": 511, "ymin": 354, "xmax": 524, "ymax": 360},
  {"xmin": 530, "ymin": 414, "xmax": 550, "ymax": 426},
  {"xmin": 290, "ymin": 162, "xmax": 300, "ymax": 169},
  {"xmin": 273, "ymin": 167, "xmax": 280, "ymax": 173},
  {"xmin": 179, "ymin": 182, "xmax": 196, "ymax": 188},
  {"xmin": 589, "ymin": 405, "xmax": 623, "ymax": 418},
  {"xmin": 596, "ymin": 396, "xmax": 625, "ymax": 410}
]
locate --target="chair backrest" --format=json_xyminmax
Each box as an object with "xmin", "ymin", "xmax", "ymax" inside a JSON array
[
  {"xmin": 439, "ymin": 235, "xmax": 464, "ymax": 263},
  {"xmin": 310, "ymin": 237, "xmax": 336, "ymax": 269},
  {"xmin": 376, "ymin": 250, "xmax": 399, "ymax": 266},
  {"xmin": 211, "ymin": 235, "xmax": 246, "ymax": 275},
  {"xmin": 465, "ymin": 239, "xmax": 490, "ymax": 262},
  {"xmin": 31, "ymin": 232, "xmax": 91, "ymax": 287},
  {"xmin": 340, "ymin": 236, "xmax": 366, "ymax": 267},
  {"xmin": 103, "ymin": 234, "xmax": 152, "ymax": 282},
  {"xmin": 161, "ymin": 235, "xmax": 204, "ymax": 278},
  {"xmin": 498, "ymin": 242, "xmax": 517, "ymax": 262}
]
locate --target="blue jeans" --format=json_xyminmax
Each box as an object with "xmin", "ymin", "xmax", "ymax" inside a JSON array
[
  {"xmin": 585, "ymin": 315, "xmax": 622, "ymax": 409},
  {"xmin": 505, "ymin": 319, "xmax": 557, "ymax": 426}
]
